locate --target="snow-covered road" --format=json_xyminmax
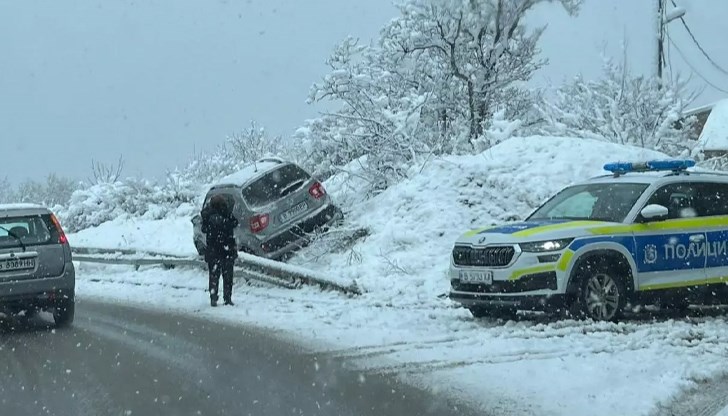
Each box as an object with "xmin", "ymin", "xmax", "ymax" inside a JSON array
[{"xmin": 76, "ymin": 263, "xmax": 728, "ymax": 416}]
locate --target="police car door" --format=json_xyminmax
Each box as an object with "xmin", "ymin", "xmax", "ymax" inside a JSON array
[
  {"xmin": 633, "ymin": 183, "xmax": 707, "ymax": 291},
  {"xmin": 695, "ymin": 182, "xmax": 728, "ymax": 286}
]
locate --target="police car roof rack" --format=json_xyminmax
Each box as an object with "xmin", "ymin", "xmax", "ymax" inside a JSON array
[{"xmin": 603, "ymin": 160, "xmax": 696, "ymax": 178}]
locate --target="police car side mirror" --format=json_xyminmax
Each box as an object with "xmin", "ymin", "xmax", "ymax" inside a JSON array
[{"xmin": 640, "ymin": 204, "xmax": 669, "ymax": 221}]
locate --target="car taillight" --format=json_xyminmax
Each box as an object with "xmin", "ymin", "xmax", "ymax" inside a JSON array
[
  {"xmin": 50, "ymin": 214, "xmax": 68, "ymax": 245},
  {"xmin": 249, "ymin": 213, "xmax": 270, "ymax": 233},
  {"xmin": 309, "ymin": 181, "xmax": 326, "ymax": 199}
]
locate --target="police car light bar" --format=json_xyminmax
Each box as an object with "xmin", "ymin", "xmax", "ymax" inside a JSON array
[{"xmin": 603, "ymin": 159, "xmax": 696, "ymax": 174}]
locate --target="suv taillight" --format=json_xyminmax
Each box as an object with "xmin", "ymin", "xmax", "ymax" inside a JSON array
[
  {"xmin": 309, "ymin": 182, "xmax": 326, "ymax": 199},
  {"xmin": 50, "ymin": 214, "xmax": 68, "ymax": 245},
  {"xmin": 249, "ymin": 213, "xmax": 270, "ymax": 233}
]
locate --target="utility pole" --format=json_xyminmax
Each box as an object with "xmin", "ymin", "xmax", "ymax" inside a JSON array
[
  {"xmin": 656, "ymin": 0, "xmax": 686, "ymax": 82},
  {"xmin": 656, "ymin": 0, "xmax": 665, "ymax": 81}
]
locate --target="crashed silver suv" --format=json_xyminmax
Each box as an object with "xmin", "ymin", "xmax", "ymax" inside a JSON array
[
  {"xmin": 192, "ymin": 158, "xmax": 342, "ymax": 260},
  {"xmin": 0, "ymin": 204, "xmax": 75, "ymax": 327}
]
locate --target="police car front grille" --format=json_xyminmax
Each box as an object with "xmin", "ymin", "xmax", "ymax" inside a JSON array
[{"xmin": 452, "ymin": 245, "xmax": 515, "ymax": 267}]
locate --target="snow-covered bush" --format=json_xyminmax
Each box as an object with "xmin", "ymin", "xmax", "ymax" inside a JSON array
[
  {"xmin": 59, "ymin": 177, "xmax": 200, "ymax": 232},
  {"xmin": 298, "ymin": 0, "xmax": 581, "ymax": 194},
  {"xmin": 536, "ymin": 55, "xmax": 698, "ymax": 156}
]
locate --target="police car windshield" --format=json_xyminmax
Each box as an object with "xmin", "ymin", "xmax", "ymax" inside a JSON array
[{"xmin": 529, "ymin": 183, "xmax": 650, "ymax": 223}]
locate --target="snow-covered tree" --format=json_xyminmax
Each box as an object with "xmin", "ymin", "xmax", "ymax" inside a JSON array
[
  {"xmin": 300, "ymin": 0, "xmax": 581, "ymax": 191},
  {"xmin": 0, "ymin": 177, "xmax": 17, "ymax": 204},
  {"xmin": 179, "ymin": 120, "xmax": 291, "ymax": 187},
  {"xmin": 536, "ymin": 55, "xmax": 698, "ymax": 156},
  {"xmin": 13, "ymin": 174, "xmax": 79, "ymax": 208}
]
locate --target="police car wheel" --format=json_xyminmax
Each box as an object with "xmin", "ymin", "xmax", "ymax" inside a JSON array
[{"xmin": 572, "ymin": 266, "xmax": 628, "ymax": 321}]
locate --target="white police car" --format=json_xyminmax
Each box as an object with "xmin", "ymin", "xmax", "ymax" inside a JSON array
[{"xmin": 449, "ymin": 159, "xmax": 728, "ymax": 321}]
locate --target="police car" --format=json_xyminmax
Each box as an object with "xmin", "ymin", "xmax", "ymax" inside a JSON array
[{"xmin": 449, "ymin": 159, "xmax": 728, "ymax": 321}]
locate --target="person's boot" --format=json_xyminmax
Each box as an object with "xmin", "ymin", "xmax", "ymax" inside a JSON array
[
  {"xmin": 211, "ymin": 297, "xmax": 218, "ymax": 307},
  {"xmin": 224, "ymin": 298, "xmax": 234, "ymax": 306}
]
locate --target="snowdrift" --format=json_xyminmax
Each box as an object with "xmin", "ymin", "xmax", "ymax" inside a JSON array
[{"xmin": 288, "ymin": 136, "xmax": 668, "ymax": 299}]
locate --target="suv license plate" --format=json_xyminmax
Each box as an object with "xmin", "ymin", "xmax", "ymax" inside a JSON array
[
  {"xmin": 459, "ymin": 270, "xmax": 493, "ymax": 285},
  {"xmin": 0, "ymin": 258, "xmax": 36, "ymax": 272},
  {"xmin": 280, "ymin": 201, "xmax": 309, "ymax": 223}
]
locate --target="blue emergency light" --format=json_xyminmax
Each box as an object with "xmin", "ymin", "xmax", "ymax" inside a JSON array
[{"xmin": 603, "ymin": 159, "xmax": 696, "ymax": 175}]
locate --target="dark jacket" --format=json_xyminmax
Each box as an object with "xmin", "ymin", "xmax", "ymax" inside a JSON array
[{"xmin": 201, "ymin": 204, "xmax": 239, "ymax": 262}]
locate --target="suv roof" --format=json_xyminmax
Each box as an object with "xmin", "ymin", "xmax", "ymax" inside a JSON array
[
  {"xmin": 0, "ymin": 203, "xmax": 50, "ymax": 216},
  {"xmin": 212, "ymin": 158, "xmax": 287, "ymax": 188}
]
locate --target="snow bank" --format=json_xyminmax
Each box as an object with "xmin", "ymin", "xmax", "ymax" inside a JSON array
[
  {"xmin": 290, "ymin": 136, "xmax": 668, "ymax": 300},
  {"xmin": 68, "ymin": 216, "xmax": 197, "ymax": 256}
]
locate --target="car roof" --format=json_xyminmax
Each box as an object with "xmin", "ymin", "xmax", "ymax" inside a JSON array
[
  {"xmin": 0, "ymin": 203, "xmax": 50, "ymax": 217},
  {"xmin": 212, "ymin": 159, "xmax": 288, "ymax": 188}
]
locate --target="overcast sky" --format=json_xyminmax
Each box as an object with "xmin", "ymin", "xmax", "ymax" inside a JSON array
[{"xmin": 2, "ymin": 0, "xmax": 727, "ymax": 183}]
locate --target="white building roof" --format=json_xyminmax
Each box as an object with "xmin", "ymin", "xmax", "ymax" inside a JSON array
[{"xmin": 697, "ymin": 99, "xmax": 728, "ymax": 151}]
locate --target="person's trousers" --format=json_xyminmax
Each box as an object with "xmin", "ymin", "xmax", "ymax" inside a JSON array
[{"xmin": 208, "ymin": 257, "xmax": 234, "ymax": 302}]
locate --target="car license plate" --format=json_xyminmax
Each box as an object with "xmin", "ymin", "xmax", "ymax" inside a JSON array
[
  {"xmin": 280, "ymin": 201, "xmax": 309, "ymax": 223},
  {"xmin": 459, "ymin": 270, "xmax": 493, "ymax": 285},
  {"xmin": 0, "ymin": 258, "xmax": 36, "ymax": 272}
]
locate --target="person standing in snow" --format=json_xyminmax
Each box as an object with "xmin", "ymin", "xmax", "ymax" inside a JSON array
[{"xmin": 201, "ymin": 195, "xmax": 239, "ymax": 307}]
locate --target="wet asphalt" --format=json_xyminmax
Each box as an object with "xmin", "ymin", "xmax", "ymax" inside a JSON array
[{"xmin": 0, "ymin": 300, "xmax": 479, "ymax": 416}]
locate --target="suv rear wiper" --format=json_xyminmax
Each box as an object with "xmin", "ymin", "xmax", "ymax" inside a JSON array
[{"xmin": 0, "ymin": 225, "xmax": 26, "ymax": 252}]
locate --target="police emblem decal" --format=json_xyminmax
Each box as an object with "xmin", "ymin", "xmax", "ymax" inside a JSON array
[{"xmin": 644, "ymin": 244, "xmax": 658, "ymax": 264}]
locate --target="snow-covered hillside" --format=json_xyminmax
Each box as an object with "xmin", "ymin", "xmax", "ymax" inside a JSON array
[{"xmin": 73, "ymin": 136, "xmax": 721, "ymax": 416}]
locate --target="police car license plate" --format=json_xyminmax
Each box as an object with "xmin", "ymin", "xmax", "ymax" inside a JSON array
[
  {"xmin": 0, "ymin": 258, "xmax": 36, "ymax": 272},
  {"xmin": 459, "ymin": 270, "xmax": 493, "ymax": 285},
  {"xmin": 280, "ymin": 201, "xmax": 309, "ymax": 223}
]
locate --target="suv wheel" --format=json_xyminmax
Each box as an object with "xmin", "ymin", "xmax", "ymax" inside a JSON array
[
  {"xmin": 53, "ymin": 294, "xmax": 75, "ymax": 328},
  {"xmin": 570, "ymin": 260, "xmax": 627, "ymax": 321}
]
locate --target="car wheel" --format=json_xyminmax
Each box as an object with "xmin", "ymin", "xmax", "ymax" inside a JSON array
[
  {"xmin": 570, "ymin": 260, "xmax": 628, "ymax": 321},
  {"xmin": 53, "ymin": 295, "xmax": 75, "ymax": 328}
]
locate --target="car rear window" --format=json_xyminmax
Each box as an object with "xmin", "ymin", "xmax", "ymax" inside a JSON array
[
  {"xmin": 0, "ymin": 215, "xmax": 55, "ymax": 249},
  {"xmin": 242, "ymin": 164, "xmax": 311, "ymax": 207}
]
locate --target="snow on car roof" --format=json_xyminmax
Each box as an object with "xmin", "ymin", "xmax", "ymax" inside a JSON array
[
  {"xmin": 0, "ymin": 203, "xmax": 48, "ymax": 211},
  {"xmin": 213, "ymin": 159, "xmax": 285, "ymax": 187}
]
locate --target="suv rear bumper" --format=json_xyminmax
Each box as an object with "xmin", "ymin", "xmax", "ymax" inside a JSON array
[
  {"xmin": 0, "ymin": 263, "xmax": 75, "ymax": 308},
  {"xmin": 260, "ymin": 204, "xmax": 342, "ymax": 259}
]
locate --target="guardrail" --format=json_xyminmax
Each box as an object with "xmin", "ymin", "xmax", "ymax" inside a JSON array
[{"xmin": 71, "ymin": 246, "xmax": 361, "ymax": 295}]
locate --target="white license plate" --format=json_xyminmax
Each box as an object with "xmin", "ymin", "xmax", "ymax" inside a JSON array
[
  {"xmin": 459, "ymin": 270, "xmax": 493, "ymax": 285},
  {"xmin": 0, "ymin": 258, "xmax": 36, "ymax": 272},
  {"xmin": 280, "ymin": 201, "xmax": 309, "ymax": 223}
]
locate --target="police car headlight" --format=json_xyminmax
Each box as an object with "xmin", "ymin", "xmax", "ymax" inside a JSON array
[{"xmin": 519, "ymin": 238, "xmax": 573, "ymax": 253}]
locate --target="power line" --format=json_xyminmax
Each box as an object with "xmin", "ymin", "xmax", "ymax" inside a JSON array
[
  {"xmin": 670, "ymin": 0, "xmax": 728, "ymax": 76},
  {"xmin": 666, "ymin": 33, "xmax": 728, "ymax": 94}
]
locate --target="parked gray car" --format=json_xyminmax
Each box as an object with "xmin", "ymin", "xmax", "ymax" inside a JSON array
[
  {"xmin": 192, "ymin": 158, "xmax": 343, "ymax": 260},
  {"xmin": 0, "ymin": 204, "xmax": 75, "ymax": 327}
]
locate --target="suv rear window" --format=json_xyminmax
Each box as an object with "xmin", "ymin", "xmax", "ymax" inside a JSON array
[
  {"xmin": 242, "ymin": 164, "xmax": 311, "ymax": 207},
  {"xmin": 0, "ymin": 215, "xmax": 54, "ymax": 249}
]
